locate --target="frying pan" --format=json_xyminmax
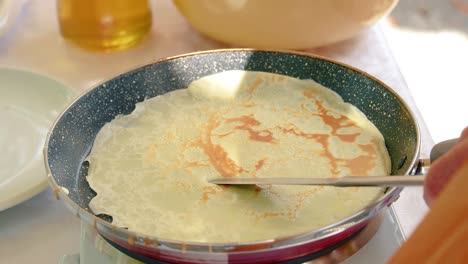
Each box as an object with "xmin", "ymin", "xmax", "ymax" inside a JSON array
[{"xmin": 45, "ymin": 49, "xmax": 421, "ymax": 263}]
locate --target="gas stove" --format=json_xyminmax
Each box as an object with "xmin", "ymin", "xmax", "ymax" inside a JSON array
[{"xmin": 59, "ymin": 206, "xmax": 404, "ymax": 264}]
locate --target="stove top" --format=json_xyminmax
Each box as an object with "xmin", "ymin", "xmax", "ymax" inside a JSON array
[{"xmin": 60, "ymin": 207, "xmax": 404, "ymax": 264}]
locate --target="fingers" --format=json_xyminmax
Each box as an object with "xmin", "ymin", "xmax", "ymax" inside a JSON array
[
  {"xmin": 461, "ymin": 126, "xmax": 468, "ymax": 140},
  {"xmin": 423, "ymin": 126, "xmax": 468, "ymax": 205}
]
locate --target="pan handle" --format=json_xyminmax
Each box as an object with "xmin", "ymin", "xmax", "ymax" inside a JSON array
[
  {"xmin": 413, "ymin": 138, "xmax": 459, "ymax": 175},
  {"xmin": 430, "ymin": 138, "xmax": 459, "ymax": 162}
]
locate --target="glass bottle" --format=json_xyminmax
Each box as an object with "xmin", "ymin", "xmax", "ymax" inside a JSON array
[{"xmin": 57, "ymin": 0, "xmax": 152, "ymax": 52}]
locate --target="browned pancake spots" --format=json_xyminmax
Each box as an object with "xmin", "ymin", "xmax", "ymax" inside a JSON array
[
  {"xmin": 225, "ymin": 114, "xmax": 275, "ymax": 143},
  {"xmin": 195, "ymin": 116, "xmax": 245, "ymax": 177},
  {"xmin": 174, "ymin": 180, "xmax": 192, "ymax": 191},
  {"xmin": 201, "ymin": 186, "xmax": 227, "ymax": 202},
  {"xmin": 178, "ymin": 157, "xmax": 198, "ymax": 178},
  {"xmin": 337, "ymin": 133, "xmax": 360, "ymax": 142},
  {"xmin": 254, "ymin": 186, "xmax": 263, "ymax": 195},
  {"xmin": 312, "ymin": 92, "xmax": 376, "ymax": 175},
  {"xmin": 280, "ymin": 126, "xmax": 327, "ymax": 140},
  {"xmin": 345, "ymin": 144, "xmax": 376, "ymax": 176},
  {"xmin": 246, "ymin": 78, "xmax": 264, "ymax": 95},
  {"xmin": 270, "ymin": 74, "xmax": 287, "ymax": 82},
  {"xmin": 280, "ymin": 124, "xmax": 376, "ymax": 176},
  {"xmin": 255, "ymin": 158, "xmax": 267, "ymax": 171},
  {"xmin": 303, "ymin": 91, "xmax": 316, "ymax": 99},
  {"xmin": 280, "ymin": 126, "xmax": 340, "ymax": 175},
  {"xmin": 240, "ymin": 102, "xmax": 257, "ymax": 108},
  {"xmin": 210, "ymin": 144, "xmax": 242, "ymax": 176},
  {"xmin": 314, "ymin": 101, "xmax": 354, "ymax": 133},
  {"xmin": 185, "ymin": 161, "xmax": 208, "ymax": 168},
  {"xmin": 286, "ymin": 188, "xmax": 322, "ymax": 220},
  {"xmin": 279, "ymin": 91, "xmax": 378, "ymax": 176},
  {"xmin": 314, "ymin": 135, "xmax": 340, "ymax": 176},
  {"xmin": 252, "ymin": 211, "xmax": 286, "ymax": 220},
  {"xmin": 261, "ymin": 186, "xmax": 285, "ymax": 201}
]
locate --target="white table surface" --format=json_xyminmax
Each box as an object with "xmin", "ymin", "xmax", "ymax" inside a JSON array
[{"xmin": 0, "ymin": 0, "xmax": 446, "ymax": 263}]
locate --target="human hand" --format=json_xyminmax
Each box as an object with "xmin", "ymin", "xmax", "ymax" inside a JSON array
[{"xmin": 424, "ymin": 126, "xmax": 468, "ymax": 205}]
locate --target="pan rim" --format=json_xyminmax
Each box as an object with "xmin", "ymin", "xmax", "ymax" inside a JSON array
[{"xmin": 43, "ymin": 48, "xmax": 421, "ymax": 254}]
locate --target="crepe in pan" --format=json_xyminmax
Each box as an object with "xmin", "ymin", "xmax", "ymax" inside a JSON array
[{"xmin": 86, "ymin": 70, "xmax": 391, "ymax": 243}]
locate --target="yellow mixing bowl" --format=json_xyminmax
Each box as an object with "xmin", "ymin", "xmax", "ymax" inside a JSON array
[{"xmin": 174, "ymin": 0, "xmax": 398, "ymax": 49}]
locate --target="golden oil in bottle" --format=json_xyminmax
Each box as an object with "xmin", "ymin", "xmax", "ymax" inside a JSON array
[{"xmin": 57, "ymin": 0, "xmax": 152, "ymax": 52}]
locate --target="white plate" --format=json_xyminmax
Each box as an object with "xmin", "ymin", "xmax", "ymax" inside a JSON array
[{"xmin": 0, "ymin": 68, "xmax": 75, "ymax": 211}]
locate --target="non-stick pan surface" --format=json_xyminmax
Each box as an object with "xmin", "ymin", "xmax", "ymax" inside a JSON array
[{"xmin": 45, "ymin": 49, "xmax": 419, "ymax": 263}]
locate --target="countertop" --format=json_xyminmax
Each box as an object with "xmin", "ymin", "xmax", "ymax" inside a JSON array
[{"xmin": 0, "ymin": 0, "xmax": 447, "ymax": 263}]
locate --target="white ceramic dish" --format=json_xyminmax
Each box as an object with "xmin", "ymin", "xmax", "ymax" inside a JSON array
[{"xmin": 0, "ymin": 68, "xmax": 74, "ymax": 211}]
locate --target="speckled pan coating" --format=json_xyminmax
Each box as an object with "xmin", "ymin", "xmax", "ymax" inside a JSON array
[{"xmin": 45, "ymin": 49, "xmax": 419, "ymax": 254}]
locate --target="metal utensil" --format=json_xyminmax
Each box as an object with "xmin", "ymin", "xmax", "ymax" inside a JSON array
[
  {"xmin": 209, "ymin": 175, "xmax": 425, "ymax": 187},
  {"xmin": 209, "ymin": 138, "xmax": 458, "ymax": 188}
]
